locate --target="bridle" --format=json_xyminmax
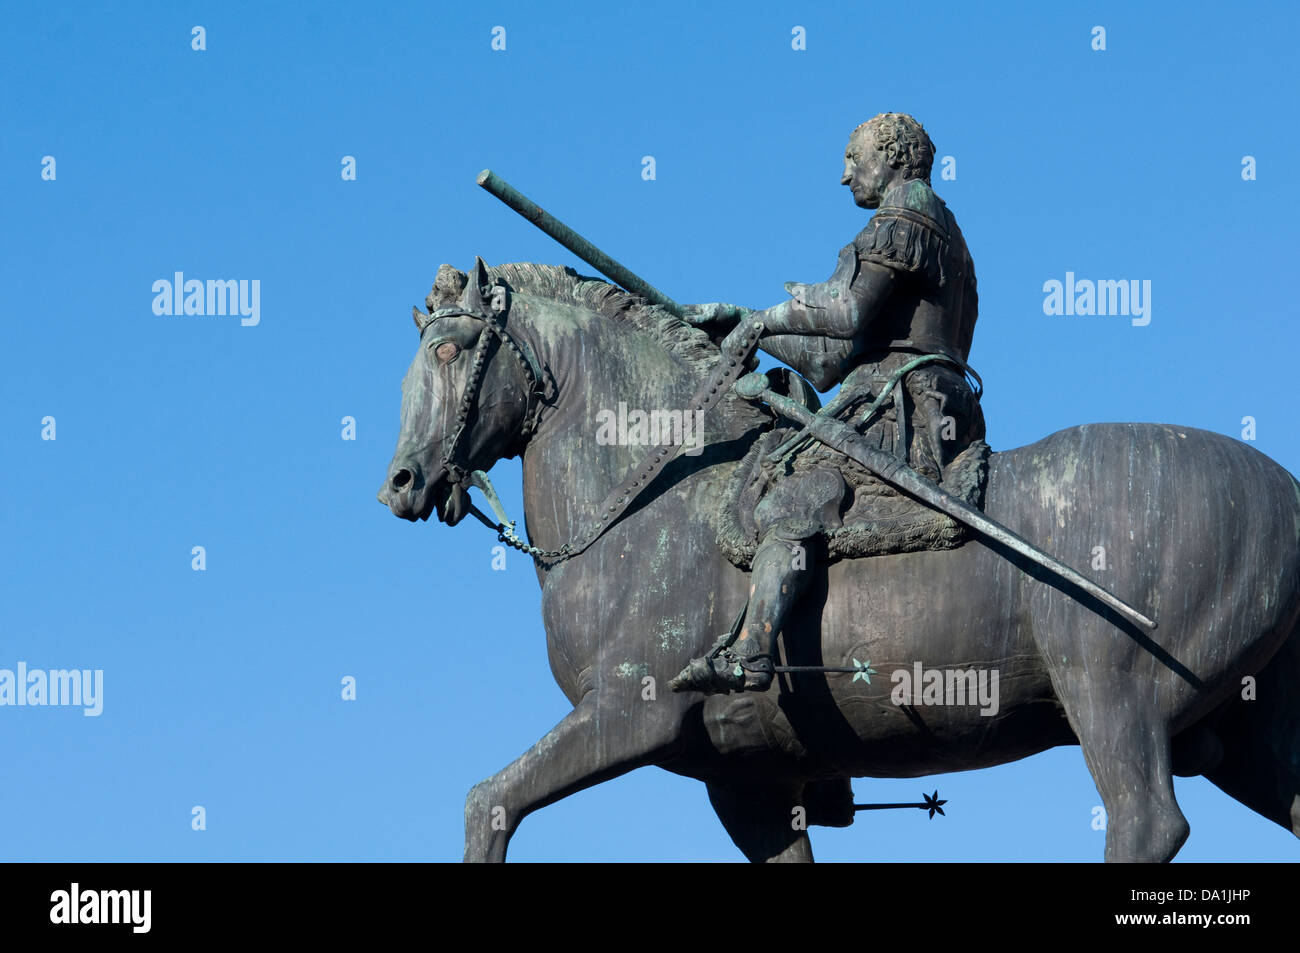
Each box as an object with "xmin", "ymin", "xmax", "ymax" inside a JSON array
[
  {"xmin": 418, "ymin": 282, "xmax": 765, "ymax": 567},
  {"xmin": 423, "ymin": 284, "xmax": 545, "ymax": 488},
  {"xmin": 420, "ymin": 286, "xmax": 569, "ymax": 560}
]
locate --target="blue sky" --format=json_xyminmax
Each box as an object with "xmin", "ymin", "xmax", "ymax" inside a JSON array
[{"xmin": 2, "ymin": 0, "xmax": 1298, "ymax": 861}]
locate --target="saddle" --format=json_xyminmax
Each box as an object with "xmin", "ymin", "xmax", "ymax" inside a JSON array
[{"xmin": 714, "ymin": 368, "xmax": 992, "ymax": 569}]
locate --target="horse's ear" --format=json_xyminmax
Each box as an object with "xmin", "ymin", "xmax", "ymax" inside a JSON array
[
  {"xmin": 412, "ymin": 305, "xmax": 430, "ymax": 333},
  {"xmin": 459, "ymin": 256, "xmax": 493, "ymax": 312}
]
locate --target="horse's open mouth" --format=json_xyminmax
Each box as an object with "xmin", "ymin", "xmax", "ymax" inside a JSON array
[{"xmin": 429, "ymin": 477, "xmax": 470, "ymax": 526}]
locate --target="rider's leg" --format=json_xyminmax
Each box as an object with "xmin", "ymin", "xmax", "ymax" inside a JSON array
[
  {"xmin": 729, "ymin": 519, "xmax": 818, "ymax": 690},
  {"xmin": 670, "ymin": 518, "xmax": 818, "ymax": 694}
]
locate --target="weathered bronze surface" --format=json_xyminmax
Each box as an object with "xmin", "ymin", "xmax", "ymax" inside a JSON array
[{"xmin": 379, "ymin": 114, "xmax": 1300, "ymax": 863}]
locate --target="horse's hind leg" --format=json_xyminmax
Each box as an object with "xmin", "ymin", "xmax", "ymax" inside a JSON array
[
  {"xmin": 1205, "ymin": 716, "xmax": 1300, "ymax": 839},
  {"xmin": 1203, "ymin": 634, "xmax": 1300, "ymax": 840},
  {"xmin": 707, "ymin": 781, "xmax": 814, "ymax": 863},
  {"xmin": 463, "ymin": 690, "xmax": 682, "ymax": 862},
  {"xmin": 1064, "ymin": 686, "xmax": 1190, "ymax": 861}
]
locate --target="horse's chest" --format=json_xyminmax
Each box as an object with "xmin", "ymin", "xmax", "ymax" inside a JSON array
[{"xmin": 539, "ymin": 570, "xmax": 621, "ymax": 700}]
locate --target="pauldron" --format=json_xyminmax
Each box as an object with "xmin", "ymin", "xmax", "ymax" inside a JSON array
[{"xmin": 854, "ymin": 204, "xmax": 951, "ymax": 288}]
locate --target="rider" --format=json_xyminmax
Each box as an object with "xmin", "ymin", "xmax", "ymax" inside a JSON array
[{"xmin": 671, "ymin": 112, "xmax": 985, "ymax": 695}]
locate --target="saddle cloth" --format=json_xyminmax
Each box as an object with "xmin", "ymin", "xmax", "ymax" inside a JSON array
[{"xmin": 715, "ymin": 424, "xmax": 992, "ymax": 570}]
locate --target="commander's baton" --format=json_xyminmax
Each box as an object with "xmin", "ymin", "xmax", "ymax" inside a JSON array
[{"xmin": 476, "ymin": 169, "xmax": 686, "ymax": 318}]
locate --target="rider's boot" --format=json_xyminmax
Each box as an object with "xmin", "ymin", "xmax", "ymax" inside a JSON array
[{"xmin": 670, "ymin": 520, "xmax": 816, "ymax": 695}]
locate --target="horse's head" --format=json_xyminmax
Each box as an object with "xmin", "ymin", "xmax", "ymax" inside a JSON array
[{"xmin": 379, "ymin": 257, "xmax": 543, "ymax": 524}]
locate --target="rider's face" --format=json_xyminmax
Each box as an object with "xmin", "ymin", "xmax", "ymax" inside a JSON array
[{"xmin": 842, "ymin": 131, "xmax": 890, "ymax": 209}]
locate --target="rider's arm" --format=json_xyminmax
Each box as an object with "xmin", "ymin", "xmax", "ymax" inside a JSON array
[
  {"xmin": 682, "ymin": 241, "xmax": 896, "ymax": 342},
  {"xmin": 752, "ymin": 259, "xmax": 898, "ymax": 339},
  {"xmin": 744, "ymin": 259, "xmax": 897, "ymax": 391},
  {"xmin": 753, "ymin": 334, "xmax": 850, "ymax": 392}
]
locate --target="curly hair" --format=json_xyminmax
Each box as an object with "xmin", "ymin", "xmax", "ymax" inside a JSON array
[{"xmin": 853, "ymin": 112, "xmax": 935, "ymax": 183}]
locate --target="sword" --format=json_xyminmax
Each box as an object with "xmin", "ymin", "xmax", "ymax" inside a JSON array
[
  {"xmin": 472, "ymin": 172, "xmax": 1150, "ymax": 628},
  {"xmin": 735, "ymin": 375, "xmax": 1158, "ymax": 633}
]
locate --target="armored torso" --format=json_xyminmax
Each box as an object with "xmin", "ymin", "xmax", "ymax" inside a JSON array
[
  {"xmin": 769, "ymin": 178, "xmax": 979, "ymax": 390},
  {"xmin": 851, "ymin": 179, "xmax": 978, "ymax": 366}
]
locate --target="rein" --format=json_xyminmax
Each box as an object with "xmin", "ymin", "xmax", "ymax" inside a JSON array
[{"xmin": 441, "ymin": 297, "xmax": 765, "ymax": 566}]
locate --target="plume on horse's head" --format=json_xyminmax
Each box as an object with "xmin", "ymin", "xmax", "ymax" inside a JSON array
[
  {"xmin": 414, "ymin": 257, "xmax": 499, "ymax": 333},
  {"xmin": 425, "ymin": 263, "xmax": 469, "ymax": 314}
]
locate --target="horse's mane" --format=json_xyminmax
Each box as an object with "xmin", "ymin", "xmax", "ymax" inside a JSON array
[{"xmin": 485, "ymin": 262, "xmax": 720, "ymax": 376}]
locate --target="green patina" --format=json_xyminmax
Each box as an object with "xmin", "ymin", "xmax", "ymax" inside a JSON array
[
  {"xmin": 614, "ymin": 661, "xmax": 650, "ymax": 680},
  {"xmin": 656, "ymin": 617, "xmax": 688, "ymax": 652},
  {"xmin": 1036, "ymin": 456, "xmax": 1074, "ymax": 529},
  {"xmin": 648, "ymin": 526, "xmax": 673, "ymax": 585}
]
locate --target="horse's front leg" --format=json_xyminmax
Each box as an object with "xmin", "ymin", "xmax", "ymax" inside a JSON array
[{"xmin": 464, "ymin": 688, "xmax": 681, "ymax": 862}]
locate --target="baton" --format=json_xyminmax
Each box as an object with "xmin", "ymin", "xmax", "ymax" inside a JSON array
[{"xmin": 476, "ymin": 169, "xmax": 686, "ymax": 318}]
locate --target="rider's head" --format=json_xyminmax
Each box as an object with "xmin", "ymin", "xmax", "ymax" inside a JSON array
[{"xmin": 843, "ymin": 113, "xmax": 935, "ymax": 207}]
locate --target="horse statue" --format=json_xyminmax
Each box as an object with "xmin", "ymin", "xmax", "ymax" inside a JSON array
[{"xmin": 379, "ymin": 257, "xmax": 1300, "ymax": 862}]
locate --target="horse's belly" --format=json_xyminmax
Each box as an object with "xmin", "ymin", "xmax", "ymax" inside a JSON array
[{"xmin": 700, "ymin": 544, "xmax": 1073, "ymax": 777}]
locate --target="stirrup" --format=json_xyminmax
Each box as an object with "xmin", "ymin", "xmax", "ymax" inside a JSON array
[{"xmin": 736, "ymin": 651, "xmax": 775, "ymax": 684}]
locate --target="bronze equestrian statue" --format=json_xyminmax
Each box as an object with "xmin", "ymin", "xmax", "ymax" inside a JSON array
[{"xmin": 377, "ymin": 114, "xmax": 1300, "ymax": 863}]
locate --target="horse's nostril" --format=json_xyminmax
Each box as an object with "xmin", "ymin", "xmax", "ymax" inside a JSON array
[{"xmin": 392, "ymin": 468, "xmax": 413, "ymax": 490}]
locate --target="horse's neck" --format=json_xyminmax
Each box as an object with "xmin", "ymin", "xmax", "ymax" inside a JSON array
[{"xmin": 514, "ymin": 302, "xmax": 698, "ymax": 556}]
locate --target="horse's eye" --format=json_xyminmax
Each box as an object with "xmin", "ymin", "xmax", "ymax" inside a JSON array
[{"xmin": 434, "ymin": 342, "xmax": 460, "ymax": 364}]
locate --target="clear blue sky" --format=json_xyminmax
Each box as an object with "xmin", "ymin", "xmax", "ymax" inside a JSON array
[{"xmin": 2, "ymin": 0, "xmax": 1297, "ymax": 861}]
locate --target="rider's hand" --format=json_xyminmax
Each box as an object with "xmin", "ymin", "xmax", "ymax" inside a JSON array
[{"xmin": 682, "ymin": 302, "xmax": 749, "ymax": 328}]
